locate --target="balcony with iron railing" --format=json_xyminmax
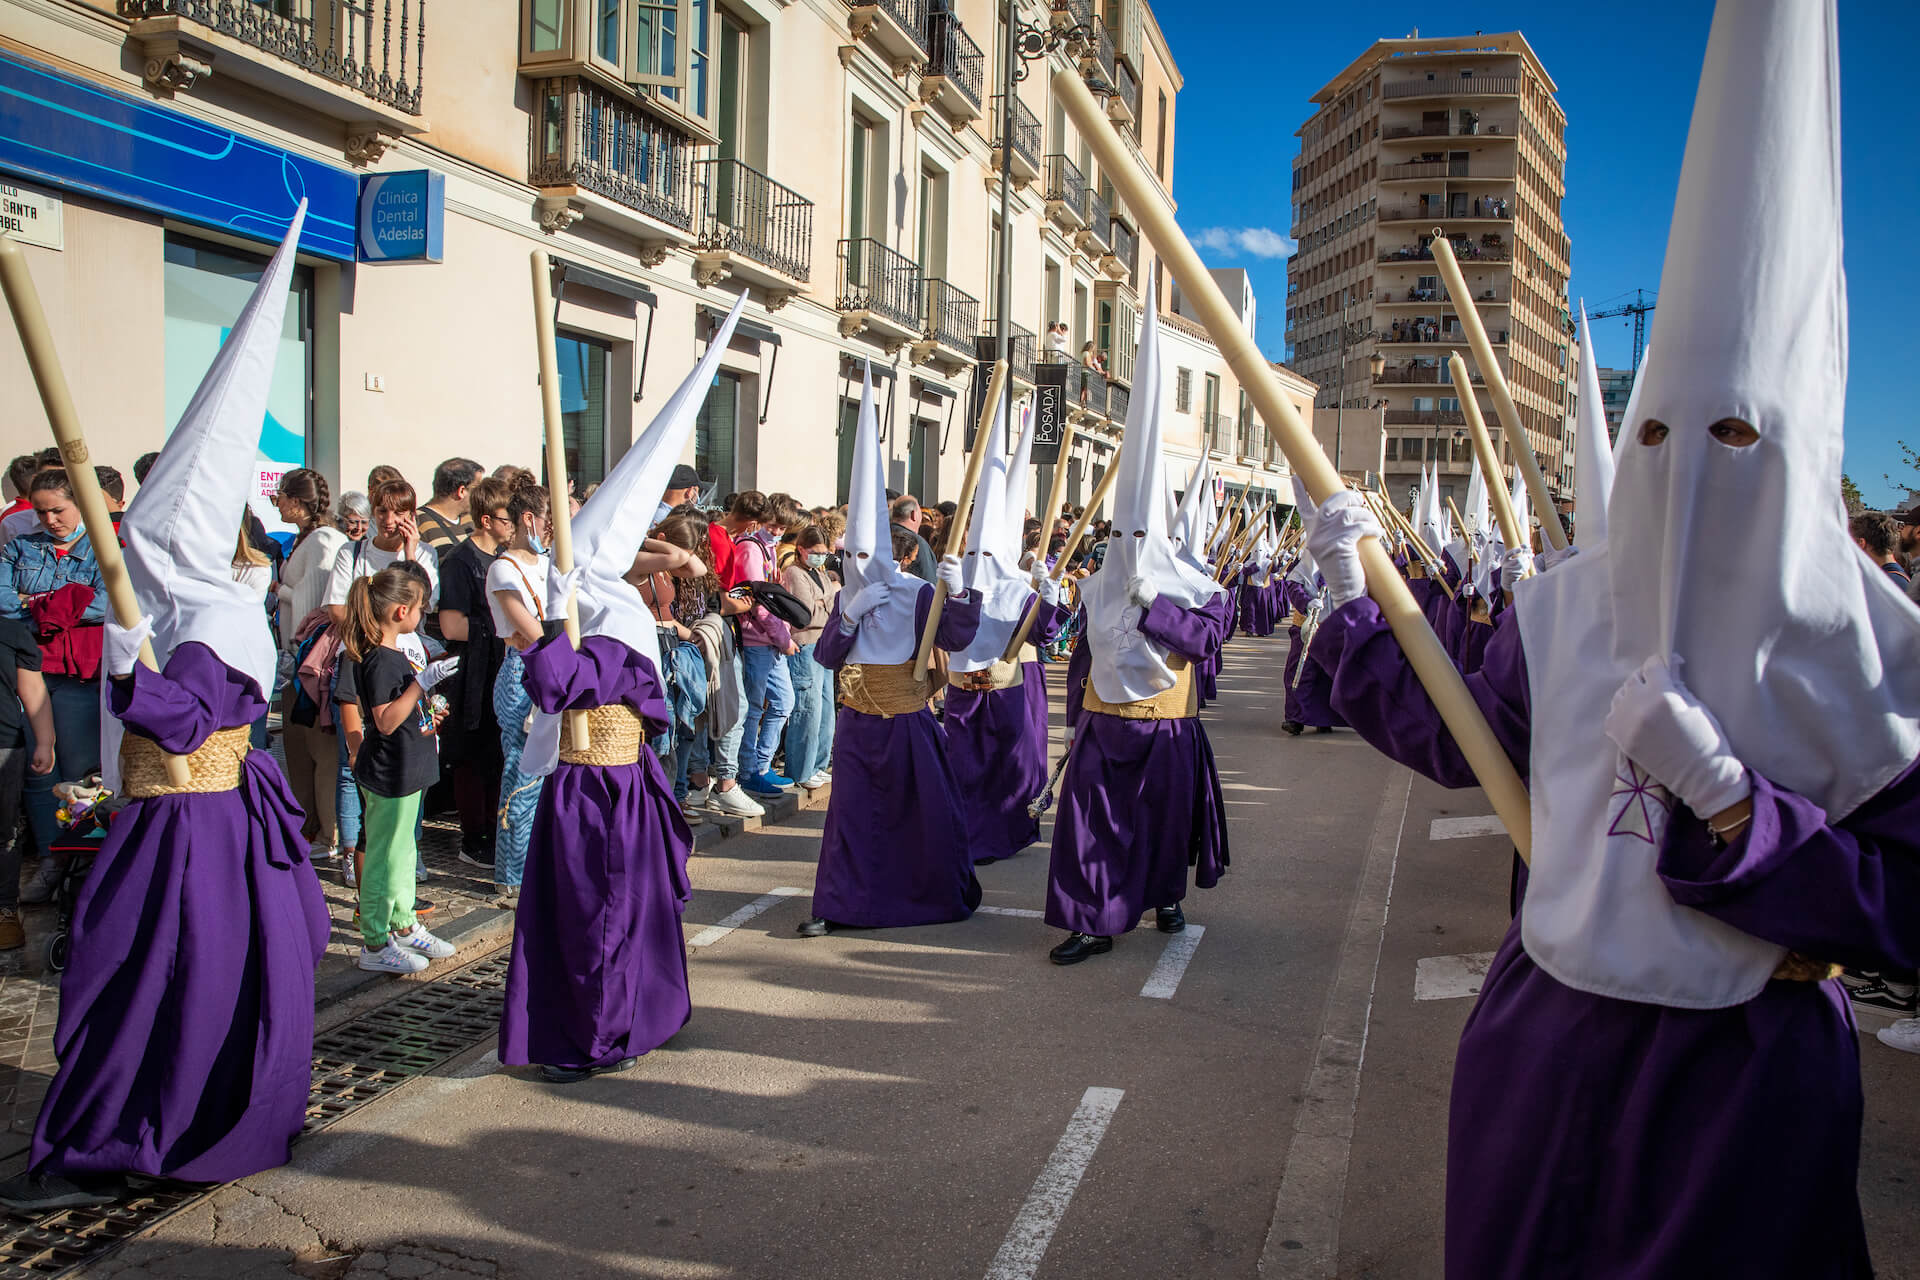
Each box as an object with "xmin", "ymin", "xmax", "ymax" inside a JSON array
[
  {"xmin": 1379, "ymin": 322, "xmax": 1509, "ymax": 345},
  {"xmin": 1081, "ymin": 190, "xmax": 1112, "ymax": 255},
  {"xmin": 1380, "ymin": 200, "xmax": 1513, "ymax": 223},
  {"xmin": 1107, "ymin": 381, "xmax": 1129, "ymax": 425},
  {"xmin": 1049, "ymin": 0, "xmax": 1094, "ymax": 29},
  {"xmin": 119, "ymin": 0, "xmax": 427, "ymax": 154},
  {"xmin": 922, "ymin": 277, "xmax": 982, "ymax": 359},
  {"xmin": 530, "ymin": 77, "xmax": 698, "ymax": 242},
  {"xmin": 991, "ymin": 94, "xmax": 1043, "ymax": 184},
  {"xmin": 1110, "ymin": 58, "xmax": 1140, "ymax": 132},
  {"xmin": 1373, "ymin": 362, "xmax": 1486, "ymax": 386},
  {"xmin": 837, "ymin": 238, "xmax": 925, "ymax": 341},
  {"xmin": 1208, "ymin": 412, "xmax": 1236, "ymax": 455},
  {"xmin": 922, "ymin": 8, "xmax": 984, "ymax": 122},
  {"xmin": 1068, "ymin": 364, "xmax": 1109, "ymax": 420},
  {"xmin": 1044, "ymin": 154, "xmax": 1088, "ymax": 228},
  {"xmin": 978, "ymin": 321, "xmax": 1038, "ymax": 386},
  {"xmin": 1107, "ymin": 219, "xmax": 1137, "ymax": 283},
  {"xmin": 694, "ymin": 159, "xmax": 814, "ymax": 287},
  {"xmin": 847, "ymin": 0, "xmax": 930, "ymax": 66},
  {"xmin": 1378, "ymin": 242, "xmax": 1512, "ymax": 266},
  {"xmin": 1082, "ymin": 22, "xmax": 1116, "ymax": 90},
  {"xmin": 1383, "ymin": 75, "xmax": 1520, "ymax": 100}
]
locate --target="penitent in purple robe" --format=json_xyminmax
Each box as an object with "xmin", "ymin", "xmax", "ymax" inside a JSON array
[
  {"xmin": 1045, "ymin": 594, "xmax": 1231, "ymax": 936},
  {"xmin": 1280, "ymin": 579, "xmax": 1343, "ymax": 729},
  {"xmin": 32, "ymin": 644, "xmax": 330, "ymax": 1182},
  {"xmin": 811, "ymin": 584, "xmax": 983, "ymax": 927},
  {"xmin": 500, "ymin": 634, "xmax": 693, "ymax": 1071},
  {"xmin": 1314, "ymin": 597, "xmax": 1916, "ymax": 1279},
  {"xmin": 944, "ymin": 598, "xmax": 1069, "ymax": 865}
]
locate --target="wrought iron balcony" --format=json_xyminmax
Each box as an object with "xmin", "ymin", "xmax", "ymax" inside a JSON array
[
  {"xmin": 1083, "ymin": 190, "xmax": 1112, "ymax": 253},
  {"xmin": 1108, "ymin": 382, "xmax": 1129, "ymax": 424},
  {"xmin": 1108, "ymin": 219, "xmax": 1137, "ymax": 281},
  {"xmin": 1208, "ymin": 412, "xmax": 1235, "ymax": 454},
  {"xmin": 1111, "ymin": 59, "xmax": 1140, "ymax": 134},
  {"xmin": 1049, "ymin": 0, "xmax": 1093, "ymax": 28},
  {"xmin": 992, "ymin": 95, "xmax": 1042, "ymax": 182},
  {"xmin": 530, "ymin": 77, "xmax": 696, "ymax": 232},
  {"xmin": 1378, "ymin": 244, "xmax": 1511, "ymax": 266},
  {"xmin": 979, "ymin": 321, "xmax": 1037, "ymax": 385},
  {"xmin": 1069, "ymin": 364, "xmax": 1108, "ymax": 419},
  {"xmin": 923, "ymin": 9, "xmax": 984, "ymax": 115},
  {"xmin": 847, "ymin": 0, "xmax": 929, "ymax": 63},
  {"xmin": 837, "ymin": 238, "xmax": 925, "ymax": 334},
  {"xmin": 1082, "ymin": 22, "xmax": 1116, "ymax": 89},
  {"xmin": 695, "ymin": 158, "xmax": 814, "ymax": 283},
  {"xmin": 1044, "ymin": 154, "xmax": 1088, "ymax": 227},
  {"xmin": 1383, "ymin": 75, "xmax": 1519, "ymax": 100},
  {"xmin": 119, "ymin": 0, "xmax": 425, "ymax": 117},
  {"xmin": 923, "ymin": 278, "xmax": 981, "ymax": 355}
]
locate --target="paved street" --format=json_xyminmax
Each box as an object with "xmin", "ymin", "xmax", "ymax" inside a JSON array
[{"xmin": 6, "ymin": 631, "xmax": 1916, "ymax": 1280}]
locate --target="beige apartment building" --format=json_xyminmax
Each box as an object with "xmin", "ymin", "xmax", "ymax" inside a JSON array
[
  {"xmin": 0, "ymin": 0, "xmax": 1303, "ymax": 537},
  {"xmin": 1285, "ymin": 31, "xmax": 1573, "ymax": 515}
]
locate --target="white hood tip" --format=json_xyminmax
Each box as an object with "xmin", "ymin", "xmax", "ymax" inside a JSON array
[{"xmin": 842, "ymin": 362, "xmax": 921, "ymax": 666}]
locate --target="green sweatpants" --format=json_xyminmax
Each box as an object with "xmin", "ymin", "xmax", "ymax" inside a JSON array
[{"xmin": 360, "ymin": 790, "xmax": 421, "ymax": 949}]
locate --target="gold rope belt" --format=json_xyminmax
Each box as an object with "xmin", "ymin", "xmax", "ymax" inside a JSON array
[
  {"xmin": 839, "ymin": 661, "xmax": 932, "ymax": 718},
  {"xmin": 1771, "ymin": 952, "xmax": 1841, "ymax": 983},
  {"xmin": 120, "ymin": 725, "xmax": 251, "ymax": 798},
  {"xmin": 953, "ymin": 658, "xmax": 1025, "ymax": 694},
  {"xmin": 1081, "ymin": 661, "xmax": 1197, "ymax": 721},
  {"xmin": 559, "ymin": 705, "xmax": 644, "ymax": 766}
]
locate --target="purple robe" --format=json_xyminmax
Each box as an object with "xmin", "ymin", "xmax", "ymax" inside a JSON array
[
  {"xmin": 944, "ymin": 599, "xmax": 1069, "ymax": 864},
  {"xmin": 1045, "ymin": 594, "xmax": 1230, "ymax": 936},
  {"xmin": 1280, "ymin": 579, "xmax": 1343, "ymax": 729},
  {"xmin": 33, "ymin": 644, "xmax": 329, "ymax": 1182},
  {"xmin": 811, "ymin": 584, "xmax": 983, "ymax": 927},
  {"xmin": 1314, "ymin": 598, "xmax": 1915, "ymax": 1279},
  {"xmin": 500, "ymin": 634, "xmax": 693, "ymax": 1071}
]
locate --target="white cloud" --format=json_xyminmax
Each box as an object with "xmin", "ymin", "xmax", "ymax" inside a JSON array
[{"xmin": 1193, "ymin": 226, "xmax": 1297, "ymax": 260}]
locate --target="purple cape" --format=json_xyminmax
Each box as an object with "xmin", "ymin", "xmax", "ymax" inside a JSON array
[
  {"xmin": 500, "ymin": 634, "xmax": 693, "ymax": 1071},
  {"xmin": 944, "ymin": 598, "xmax": 1068, "ymax": 864},
  {"xmin": 1280, "ymin": 579, "xmax": 1343, "ymax": 728},
  {"xmin": 33, "ymin": 644, "xmax": 329, "ymax": 1182},
  {"xmin": 810, "ymin": 585, "xmax": 984, "ymax": 927},
  {"xmin": 1314, "ymin": 598, "xmax": 1918, "ymax": 1278},
  {"xmin": 1045, "ymin": 594, "xmax": 1231, "ymax": 936}
]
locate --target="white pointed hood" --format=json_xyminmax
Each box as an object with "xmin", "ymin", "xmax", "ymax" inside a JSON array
[
  {"xmin": 843, "ymin": 365, "xmax": 921, "ymax": 664},
  {"xmin": 120, "ymin": 202, "xmax": 305, "ymax": 715},
  {"xmin": 1077, "ymin": 290, "xmax": 1222, "ymax": 703},
  {"xmin": 1169, "ymin": 453, "xmax": 1213, "ymax": 573},
  {"xmin": 952, "ymin": 394, "xmax": 1030, "ymax": 673},
  {"xmin": 1613, "ymin": 341, "xmax": 1652, "ymax": 469},
  {"xmin": 527, "ymin": 292, "xmax": 748, "ymax": 777},
  {"xmin": 1002, "ymin": 397, "xmax": 1037, "ymax": 534},
  {"xmin": 1573, "ymin": 306, "xmax": 1615, "ymax": 543},
  {"xmin": 1465, "ymin": 459, "xmax": 1488, "ymax": 542}
]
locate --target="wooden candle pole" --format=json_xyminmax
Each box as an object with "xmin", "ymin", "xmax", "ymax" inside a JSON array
[
  {"xmin": 1050, "ymin": 457, "xmax": 1125, "ymax": 575},
  {"xmin": 1055, "ymin": 68, "xmax": 1531, "ymax": 861},
  {"xmin": 998, "ymin": 420, "xmax": 1081, "ymax": 662},
  {"xmin": 914, "ymin": 360, "xmax": 1007, "ymax": 684},
  {"xmin": 1373, "ymin": 490, "xmax": 1456, "ymax": 600},
  {"xmin": 0, "ymin": 239, "xmax": 190, "ymax": 787},
  {"xmin": 1428, "ymin": 232, "xmax": 1567, "ymax": 550},
  {"xmin": 1451, "ymin": 352, "xmax": 1526, "ymax": 553},
  {"xmin": 530, "ymin": 250, "xmax": 590, "ymax": 750}
]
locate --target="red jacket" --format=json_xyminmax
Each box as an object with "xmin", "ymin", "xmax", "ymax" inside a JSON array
[{"xmin": 28, "ymin": 583, "xmax": 102, "ymax": 679}]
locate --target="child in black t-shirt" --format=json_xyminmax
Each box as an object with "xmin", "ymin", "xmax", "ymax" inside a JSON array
[{"xmin": 337, "ymin": 568, "xmax": 461, "ymax": 975}]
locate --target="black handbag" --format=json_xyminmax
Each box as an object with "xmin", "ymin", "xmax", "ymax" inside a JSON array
[{"xmin": 744, "ymin": 580, "xmax": 812, "ymax": 629}]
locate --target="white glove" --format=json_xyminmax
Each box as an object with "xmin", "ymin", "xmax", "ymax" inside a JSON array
[
  {"xmin": 842, "ymin": 579, "xmax": 893, "ymax": 624},
  {"xmin": 1500, "ymin": 546, "xmax": 1533, "ymax": 593},
  {"xmin": 417, "ymin": 656, "xmax": 461, "ymax": 692},
  {"xmin": 937, "ymin": 555, "xmax": 966, "ymax": 597},
  {"xmin": 104, "ymin": 615, "xmax": 154, "ymax": 678},
  {"xmin": 546, "ymin": 564, "xmax": 585, "ymax": 619},
  {"xmin": 1293, "ymin": 477, "xmax": 1381, "ymax": 608},
  {"xmin": 1603, "ymin": 655, "xmax": 1751, "ymax": 819},
  {"xmin": 1126, "ymin": 575, "xmax": 1158, "ymax": 611},
  {"xmin": 1034, "ymin": 574, "xmax": 1062, "ymax": 606},
  {"xmin": 1539, "ymin": 545, "xmax": 1579, "ymax": 571}
]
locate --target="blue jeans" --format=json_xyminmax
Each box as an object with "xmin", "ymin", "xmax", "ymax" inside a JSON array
[
  {"xmin": 335, "ymin": 723, "xmax": 363, "ymax": 850},
  {"xmin": 22, "ymin": 675, "xmax": 101, "ymax": 860},
  {"xmin": 736, "ymin": 644, "xmax": 794, "ymax": 779},
  {"xmin": 689, "ymin": 650, "xmax": 745, "ymax": 785},
  {"xmin": 493, "ymin": 647, "xmax": 542, "ymax": 887},
  {"xmin": 782, "ymin": 644, "xmax": 834, "ymax": 782}
]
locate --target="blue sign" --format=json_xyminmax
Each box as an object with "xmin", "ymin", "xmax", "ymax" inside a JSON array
[
  {"xmin": 357, "ymin": 170, "xmax": 443, "ymax": 263},
  {"xmin": 0, "ymin": 49, "xmax": 355, "ymax": 260}
]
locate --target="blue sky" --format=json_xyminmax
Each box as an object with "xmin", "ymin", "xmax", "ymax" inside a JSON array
[{"xmin": 1156, "ymin": 1, "xmax": 1919, "ymax": 506}]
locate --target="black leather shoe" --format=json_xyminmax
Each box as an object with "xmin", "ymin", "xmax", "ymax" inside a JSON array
[
  {"xmin": 0, "ymin": 1172, "xmax": 124, "ymax": 1211},
  {"xmin": 796, "ymin": 917, "xmax": 834, "ymax": 938},
  {"xmin": 1049, "ymin": 932, "xmax": 1113, "ymax": 965},
  {"xmin": 540, "ymin": 1056, "xmax": 638, "ymax": 1084},
  {"xmin": 1314, "ymin": 725, "xmax": 1334, "ymax": 735},
  {"xmin": 1281, "ymin": 720, "xmax": 1303, "ymax": 737},
  {"xmin": 1156, "ymin": 904, "xmax": 1186, "ymax": 934}
]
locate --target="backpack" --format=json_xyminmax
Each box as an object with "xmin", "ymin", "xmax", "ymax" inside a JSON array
[{"xmin": 745, "ymin": 580, "xmax": 812, "ymax": 629}]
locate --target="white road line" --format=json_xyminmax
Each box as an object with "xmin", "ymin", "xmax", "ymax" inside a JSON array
[
  {"xmin": 984, "ymin": 1086, "xmax": 1126, "ymax": 1280},
  {"xmin": 1221, "ymin": 782, "xmax": 1286, "ymax": 792},
  {"xmin": 1259, "ymin": 766, "xmax": 1410, "ymax": 1278},
  {"xmin": 686, "ymin": 887, "xmax": 806, "ymax": 948},
  {"xmin": 1413, "ymin": 952, "xmax": 1497, "ymax": 1001},
  {"xmin": 1428, "ymin": 815, "xmax": 1505, "ymax": 841},
  {"xmin": 978, "ymin": 905, "xmax": 1047, "ymax": 918},
  {"xmin": 1139, "ymin": 924, "xmax": 1206, "ymax": 999}
]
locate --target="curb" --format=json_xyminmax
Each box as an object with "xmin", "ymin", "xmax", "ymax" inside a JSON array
[{"xmin": 687, "ymin": 780, "xmax": 831, "ymax": 853}]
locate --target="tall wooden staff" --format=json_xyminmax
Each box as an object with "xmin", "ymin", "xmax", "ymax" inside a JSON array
[
  {"xmin": 1450, "ymin": 352, "xmax": 1526, "ymax": 552},
  {"xmin": 914, "ymin": 360, "xmax": 1007, "ymax": 684},
  {"xmin": 1429, "ymin": 232, "xmax": 1567, "ymax": 550},
  {"xmin": 998, "ymin": 420, "xmax": 1080, "ymax": 662},
  {"xmin": 530, "ymin": 250, "xmax": 590, "ymax": 749},
  {"xmin": 1050, "ymin": 459, "xmax": 1125, "ymax": 574},
  {"xmin": 0, "ymin": 239, "xmax": 190, "ymax": 786},
  {"xmin": 1056, "ymin": 69, "xmax": 1532, "ymax": 861},
  {"xmin": 1371, "ymin": 489, "xmax": 1456, "ymax": 600},
  {"xmin": 1445, "ymin": 496, "xmax": 1471, "ymax": 545}
]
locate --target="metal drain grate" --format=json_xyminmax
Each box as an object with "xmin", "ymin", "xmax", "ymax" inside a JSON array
[{"xmin": 0, "ymin": 948, "xmax": 512, "ymax": 1279}]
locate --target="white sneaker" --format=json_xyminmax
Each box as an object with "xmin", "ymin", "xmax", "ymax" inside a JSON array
[
  {"xmin": 709, "ymin": 785, "xmax": 765, "ymax": 818},
  {"xmin": 803, "ymin": 772, "xmax": 831, "ymax": 790},
  {"xmin": 310, "ymin": 843, "xmax": 338, "ymax": 862},
  {"xmin": 358, "ymin": 942, "xmax": 429, "ymax": 974},
  {"xmin": 685, "ymin": 783, "xmax": 713, "ymax": 809},
  {"xmin": 678, "ymin": 799, "xmax": 706, "ymax": 825},
  {"xmin": 18, "ymin": 857, "xmax": 60, "ymax": 906},
  {"xmin": 1877, "ymin": 1018, "xmax": 1920, "ymax": 1055},
  {"xmin": 392, "ymin": 925, "xmax": 455, "ymax": 960},
  {"xmin": 342, "ymin": 860, "xmax": 358, "ymax": 889}
]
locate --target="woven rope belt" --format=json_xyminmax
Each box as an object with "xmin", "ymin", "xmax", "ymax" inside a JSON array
[
  {"xmin": 1082, "ymin": 661, "xmax": 1197, "ymax": 721},
  {"xmin": 839, "ymin": 661, "xmax": 933, "ymax": 718},
  {"xmin": 559, "ymin": 705, "xmax": 644, "ymax": 766},
  {"xmin": 953, "ymin": 658, "xmax": 1025, "ymax": 694},
  {"xmin": 1771, "ymin": 952, "xmax": 1841, "ymax": 983},
  {"xmin": 120, "ymin": 725, "xmax": 250, "ymax": 798}
]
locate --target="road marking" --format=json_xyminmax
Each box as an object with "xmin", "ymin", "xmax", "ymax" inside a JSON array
[
  {"xmin": 978, "ymin": 905, "xmax": 1046, "ymax": 919},
  {"xmin": 1259, "ymin": 766, "xmax": 1410, "ymax": 1278},
  {"xmin": 1221, "ymin": 782, "xmax": 1286, "ymax": 792},
  {"xmin": 984, "ymin": 1086, "xmax": 1126, "ymax": 1280},
  {"xmin": 1414, "ymin": 952, "xmax": 1497, "ymax": 1001},
  {"xmin": 686, "ymin": 887, "xmax": 806, "ymax": 948},
  {"xmin": 1429, "ymin": 815, "xmax": 1505, "ymax": 841},
  {"xmin": 1139, "ymin": 924, "xmax": 1206, "ymax": 999}
]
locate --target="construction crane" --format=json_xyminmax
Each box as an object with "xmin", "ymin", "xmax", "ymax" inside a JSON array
[{"xmin": 1589, "ymin": 289, "xmax": 1657, "ymax": 373}]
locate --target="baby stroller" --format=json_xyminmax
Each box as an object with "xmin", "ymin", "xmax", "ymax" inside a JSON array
[{"xmin": 43, "ymin": 778, "xmax": 118, "ymax": 974}]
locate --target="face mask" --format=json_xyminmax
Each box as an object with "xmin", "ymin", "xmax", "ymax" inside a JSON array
[
  {"xmin": 526, "ymin": 529, "xmax": 547, "ymax": 556},
  {"xmin": 807, "ymin": 553, "xmax": 828, "ymax": 569}
]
